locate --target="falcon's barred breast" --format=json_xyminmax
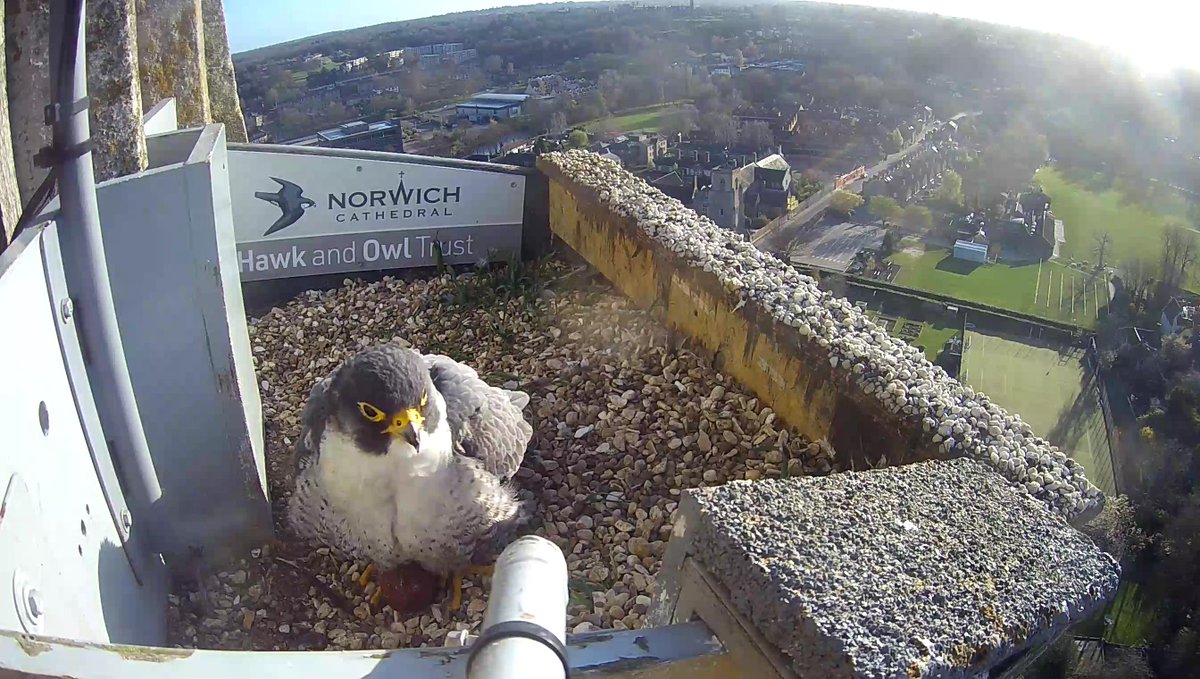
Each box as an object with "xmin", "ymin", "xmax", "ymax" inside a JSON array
[{"xmin": 286, "ymin": 342, "xmax": 535, "ymax": 575}]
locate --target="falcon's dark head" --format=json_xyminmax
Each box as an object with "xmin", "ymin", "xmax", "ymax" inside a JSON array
[{"xmin": 330, "ymin": 343, "xmax": 439, "ymax": 456}]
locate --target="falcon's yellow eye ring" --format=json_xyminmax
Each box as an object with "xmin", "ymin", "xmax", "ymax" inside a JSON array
[{"xmin": 357, "ymin": 402, "xmax": 386, "ymax": 422}]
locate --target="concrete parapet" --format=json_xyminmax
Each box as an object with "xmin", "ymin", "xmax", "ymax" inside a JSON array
[
  {"xmin": 538, "ymin": 149, "xmax": 1103, "ymax": 522},
  {"xmin": 655, "ymin": 458, "xmax": 1120, "ymax": 678}
]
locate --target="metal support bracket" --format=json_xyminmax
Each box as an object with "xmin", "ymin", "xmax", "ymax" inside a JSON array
[{"xmin": 39, "ymin": 223, "xmax": 155, "ymax": 582}]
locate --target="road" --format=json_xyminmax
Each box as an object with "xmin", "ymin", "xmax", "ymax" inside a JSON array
[{"xmin": 752, "ymin": 111, "xmax": 979, "ymax": 253}]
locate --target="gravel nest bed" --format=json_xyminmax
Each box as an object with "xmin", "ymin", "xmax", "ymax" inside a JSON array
[{"xmin": 166, "ymin": 261, "xmax": 838, "ymax": 651}]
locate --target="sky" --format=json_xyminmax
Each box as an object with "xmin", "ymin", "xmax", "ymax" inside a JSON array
[{"xmin": 226, "ymin": 0, "xmax": 1200, "ymax": 75}]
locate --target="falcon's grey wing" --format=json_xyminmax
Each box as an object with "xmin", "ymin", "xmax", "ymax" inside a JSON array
[
  {"xmin": 424, "ymin": 354, "xmax": 532, "ymax": 480},
  {"xmin": 293, "ymin": 369, "xmax": 337, "ymax": 476}
]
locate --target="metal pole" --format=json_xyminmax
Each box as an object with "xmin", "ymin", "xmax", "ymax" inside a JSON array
[
  {"xmin": 467, "ymin": 536, "xmax": 569, "ymax": 679},
  {"xmin": 49, "ymin": 0, "xmax": 162, "ymax": 550}
]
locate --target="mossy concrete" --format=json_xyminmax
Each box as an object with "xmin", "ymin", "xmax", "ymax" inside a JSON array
[
  {"xmin": 201, "ymin": 0, "xmax": 245, "ymax": 143},
  {"xmin": 136, "ymin": 0, "xmax": 210, "ymax": 128},
  {"xmin": 5, "ymin": 0, "xmax": 52, "ymax": 206},
  {"xmin": 0, "ymin": 0, "xmax": 21, "ymax": 243},
  {"xmin": 87, "ymin": 0, "xmax": 147, "ymax": 181}
]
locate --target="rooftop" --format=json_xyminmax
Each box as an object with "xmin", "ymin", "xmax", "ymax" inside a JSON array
[
  {"xmin": 754, "ymin": 153, "xmax": 790, "ymax": 172},
  {"xmin": 466, "ymin": 92, "xmax": 530, "ymax": 103},
  {"xmin": 316, "ymin": 120, "xmax": 397, "ymax": 141}
]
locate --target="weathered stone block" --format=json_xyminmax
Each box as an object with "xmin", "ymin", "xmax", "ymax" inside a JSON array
[
  {"xmin": 684, "ymin": 458, "xmax": 1120, "ymax": 678},
  {"xmin": 87, "ymin": 0, "xmax": 147, "ymax": 182},
  {"xmin": 5, "ymin": 0, "xmax": 51, "ymax": 207},
  {"xmin": 200, "ymin": 0, "xmax": 245, "ymax": 143},
  {"xmin": 136, "ymin": 0, "xmax": 210, "ymax": 127},
  {"xmin": 0, "ymin": 0, "xmax": 21, "ymax": 242}
]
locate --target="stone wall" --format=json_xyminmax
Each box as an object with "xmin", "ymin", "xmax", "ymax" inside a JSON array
[
  {"xmin": 539, "ymin": 149, "xmax": 1104, "ymax": 523},
  {"xmin": 654, "ymin": 459, "xmax": 1120, "ymax": 678},
  {"xmin": 0, "ymin": 0, "xmax": 245, "ymax": 247}
]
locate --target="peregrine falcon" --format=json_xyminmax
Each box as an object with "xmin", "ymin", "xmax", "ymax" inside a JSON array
[{"xmin": 286, "ymin": 341, "xmax": 534, "ymax": 610}]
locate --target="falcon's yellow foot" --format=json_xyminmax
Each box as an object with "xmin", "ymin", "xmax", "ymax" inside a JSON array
[
  {"xmin": 358, "ymin": 563, "xmax": 377, "ymax": 587},
  {"xmin": 449, "ymin": 572, "xmax": 464, "ymax": 611},
  {"xmin": 446, "ymin": 565, "xmax": 495, "ymax": 610},
  {"xmin": 356, "ymin": 563, "xmax": 383, "ymax": 610}
]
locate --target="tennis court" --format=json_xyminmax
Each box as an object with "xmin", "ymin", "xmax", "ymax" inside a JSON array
[{"xmin": 960, "ymin": 330, "xmax": 1115, "ymax": 496}]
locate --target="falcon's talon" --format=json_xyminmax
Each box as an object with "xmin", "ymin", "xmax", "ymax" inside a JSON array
[
  {"xmin": 448, "ymin": 572, "xmax": 465, "ymax": 610},
  {"xmin": 464, "ymin": 564, "xmax": 494, "ymax": 577},
  {"xmin": 369, "ymin": 588, "xmax": 383, "ymax": 609},
  {"xmin": 358, "ymin": 563, "xmax": 377, "ymax": 587}
]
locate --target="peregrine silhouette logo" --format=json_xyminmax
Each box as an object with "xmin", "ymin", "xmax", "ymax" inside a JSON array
[{"xmin": 255, "ymin": 177, "xmax": 315, "ymax": 236}]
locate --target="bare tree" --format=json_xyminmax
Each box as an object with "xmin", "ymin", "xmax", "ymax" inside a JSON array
[
  {"xmin": 738, "ymin": 121, "xmax": 774, "ymax": 151},
  {"xmin": 660, "ymin": 104, "xmax": 699, "ymax": 140},
  {"xmin": 700, "ymin": 112, "xmax": 738, "ymax": 146},
  {"xmin": 1123, "ymin": 257, "xmax": 1156, "ymax": 301},
  {"xmin": 549, "ymin": 111, "xmax": 568, "ymax": 135},
  {"xmin": 591, "ymin": 119, "xmax": 619, "ymax": 141},
  {"xmin": 1081, "ymin": 494, "xmax": 1147, "ymax": 566},
  {"xmin": 1093, "ymin": 231, "xmax": 1112, "ymax": 269},
  {"xmin": 1160, "ymin": 225, "xmax": 1198, "ymax": 292}
]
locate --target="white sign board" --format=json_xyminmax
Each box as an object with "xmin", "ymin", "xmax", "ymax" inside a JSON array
[{"xmin": 228, "ymin": 149, "xmax": 525, "ymax": 281}]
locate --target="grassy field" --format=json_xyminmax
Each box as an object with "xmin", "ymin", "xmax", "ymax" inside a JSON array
[
  {"xmin": 1036, "ymin": 166, "xmax": 1196, "ymax": 266},
  {"xmin": 1102, "ymin": 581, "xmax": 1159, "ymax": 646},
  {"xmin": 585, "ymin": 103, "xmax": 683, "ymax": 134},
  {"xmin": 915, "ymin": 322, "xmax": 958, "ymax": 362},
  {"xmin": 889, "ymin": 249, "xmax": 1109, "ymax": 328},
  {"xmin": 862, "ymin": 309, "xmax": 957, "ymax": 362},
  {"xmin": 960, "ymin": 331, "xmax": 1115, "ymax": 496}
]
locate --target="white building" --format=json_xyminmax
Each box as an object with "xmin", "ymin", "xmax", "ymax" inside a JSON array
[
  {"xmin": 1161, "ymin": 297, "xmax": 1195, "ymax": 336},
  {"xmin": 456, "ymin": 93, "xmax": 530, "ymax": 123}
]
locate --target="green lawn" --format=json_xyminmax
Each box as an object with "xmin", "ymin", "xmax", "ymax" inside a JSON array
[
  {"xmin": 889, "ymin": 249, "xmax": 1109, "ymax": 328},
  {"xmin": 1102, "ymin": 581, "xmax": 1159, "ymax": 646},
  {"xmin": 1036, "ymin": 166, "xmax": 1196, "ymax": 267},
  {"xmin": 915, "ymin": 323, "xmax": 957, "ymax": 362},
  {"xmin": 585, "ymin": 104, "xmax": 682, "ymax": 134},
  {"xmin": 961, "ymin": 331, "xmax": 1115, "ymax": 496}
]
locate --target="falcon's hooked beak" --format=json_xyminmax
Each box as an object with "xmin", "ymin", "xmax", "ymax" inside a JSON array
[{"xmin": 383, "ymin": 408, "xmax": 424, "ymax": 449}]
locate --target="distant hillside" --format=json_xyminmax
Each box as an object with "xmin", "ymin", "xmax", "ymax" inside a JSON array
[{"xmin": 232, "ymin": 2, "xmax": 602, "ymax": 65}]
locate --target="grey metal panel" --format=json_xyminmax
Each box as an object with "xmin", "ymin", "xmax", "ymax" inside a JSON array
[
  {"xmin": 0, "ymin": 622, "xmax": 725, "ymax": 678},
  {"xmin": 91, "ymin": 124, "xmax": 272, "ymax": 565},
  {"xmin": 0, "ymin": 225, "xmax": 165, "ymax": 645},
  {"xmin": 142, "ymin": 98, "xmax": 178, "ymax": 137},
  {"xmin": 145, "ymin": 127, "xmax": 204, "ymax": 170},
  {"xmin": 202, "ymin": 128, "xmax": 268, "ymax": 498}
]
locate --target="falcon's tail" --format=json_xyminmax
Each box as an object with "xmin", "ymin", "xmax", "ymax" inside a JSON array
[{"xmin": 474, "ymin": 492, "xmax": 539, "ymax": 566}]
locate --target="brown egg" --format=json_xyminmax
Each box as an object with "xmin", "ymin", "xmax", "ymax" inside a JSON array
[{"xmin": 377, "ymin": 563, "xmax": 442, "ymax": 615}]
